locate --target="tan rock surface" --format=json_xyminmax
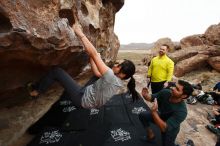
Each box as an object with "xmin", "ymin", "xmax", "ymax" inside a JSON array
[
  {"xmin": 180, "ymin": 34, "xmax": 209, "ymax": 48},
  {"xmin": 208, "ymin": 56, "xmax": 220, "ymax": 72},
  {"xmin": 204, "ymin": 23, "xmax": 220, "ymax": 45},
  {"xmin": 0, "ymin": 0, "xmax": 121, "ymax": 100},
  {"xmin": 169, "ymin": 45, "xmax": 220, "ymax": 77},
  {"xmin": 174, "ymin": 54, "xmax": 209, "ymax": 77},
  {"xmin": 0, "ymin": 0, "xmax": 123, "ymax": 146}
]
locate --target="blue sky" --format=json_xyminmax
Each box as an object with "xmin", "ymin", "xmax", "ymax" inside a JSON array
[{"xmin": 115, "ymin": 0, "xmax": 220, "ymax": 44}]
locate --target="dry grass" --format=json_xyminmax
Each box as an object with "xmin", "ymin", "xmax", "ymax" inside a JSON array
[{"xmin": 117, "ymin": 49, "xmax": 150, "ymax": 64}]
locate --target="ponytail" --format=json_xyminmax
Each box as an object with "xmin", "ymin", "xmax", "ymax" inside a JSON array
[
  {"xmin": 119, "ymin": 59, "xmax": 138, "ymax": 101},
  {"xmin": 127, "ymin": 76, "xmax": 139, "ymax": 102}
]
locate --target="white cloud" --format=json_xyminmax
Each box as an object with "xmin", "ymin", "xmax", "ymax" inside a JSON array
[{"xmin": 115, "ymin": 0, "xmax": 220, "ymax": 44}]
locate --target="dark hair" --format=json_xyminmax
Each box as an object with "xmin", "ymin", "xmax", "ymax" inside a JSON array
[
  {"xmin": 119, "ymin": 60, "xmax": 139, "ymax": 102},
  {"xmin": 165, "ymin": 81, "xmax": 176, "ymax": 89},
  {"xmin": 178, "ymin": 80, "xmax": 194, "ymax": 98},
  {"xmin": 161, "ymin": 44, "xmax": 170, "ymax": 51}
]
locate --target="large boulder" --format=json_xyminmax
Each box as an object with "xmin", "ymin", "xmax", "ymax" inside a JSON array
[
  {"xmin": 174, "ymin": 54, "xmax": 209, "ymax": 77},
  {"xmin": 180, "ymin": 23, "xmax": 220, "ymax": 49},
  {"xmin": 171, "ymin": 22, "xmax": 220, "ymax": 77},
  {"xmin": 151, "ymin": 37, "xmax": 175, "ymax": 55},
  {"xmin": 0, "ymin": 0, "xmax": 123, "ymax": 100},
  {"xmin": 169, "ymin": 46, "xmax": 206, "ymax": 63},
  {"xmin": 180, "ymin": 34, "xmax": 211, "ymax": 49},
  {"xmin": 204, "ymin": 23, "xmax": 220, "ymax": 45},
  {"xmin": 173, "ymin": 45, "xmax": 220, "ymax": 77},
  {"xmin": 208, "ymin": 56, "xmax": 220, "ymax": 72},
  {"xmin": 0, "ymin": 0, "xmax": 124, "ymax": 146}
]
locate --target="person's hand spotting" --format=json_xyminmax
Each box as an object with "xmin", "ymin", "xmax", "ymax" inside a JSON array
[
  {"xmin": 142, "ymin": 87, "xmax": 149, "ymax": 98},
  {"xmin": 151, "ymin": 98, "xmax": 158, "ymax": 112}
]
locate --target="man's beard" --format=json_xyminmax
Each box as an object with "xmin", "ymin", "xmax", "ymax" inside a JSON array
[{"xmin": 159, "ymin": 51, "xmax": 165, "ymax": 56}]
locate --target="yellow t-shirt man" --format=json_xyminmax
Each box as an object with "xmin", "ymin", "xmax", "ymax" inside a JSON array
[{"xmin": 148, "ymin": 55, "xmax": 174, "ymax": 82}]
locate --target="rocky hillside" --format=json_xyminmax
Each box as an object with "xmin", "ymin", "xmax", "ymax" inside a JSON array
[
  {"xmin": 120, "ymin": 43, "xmax": 154, "ymax": 50},
  {"xmin": 0, "ymin": 0, "xmax": 124, "ymax": 146}
]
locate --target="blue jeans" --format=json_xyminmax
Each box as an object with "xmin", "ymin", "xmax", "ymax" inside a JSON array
[
  {"xmin": 36, "ymin": 67, "xmax": 90, "ymax": 107},
  {"xmin": 139, "ymin": 111, "xmax": 179, "ymax": 146}
]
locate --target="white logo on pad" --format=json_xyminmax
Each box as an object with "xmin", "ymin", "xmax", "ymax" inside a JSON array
[
  {"xmin": 111, "ymin": 128, "xmax": 131, "ymax": 142},
  {"xmin": 40, "ymin": 130, "xmax": 62, "ymax": 144},
  {"xmin": 132, "ymin": 107, "xmax": 146, "ymax": 114}
]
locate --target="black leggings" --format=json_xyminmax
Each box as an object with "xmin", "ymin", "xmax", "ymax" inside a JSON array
[{"xmin": 35, "ymin": 67, "xmax": 87, "ymax": 108}]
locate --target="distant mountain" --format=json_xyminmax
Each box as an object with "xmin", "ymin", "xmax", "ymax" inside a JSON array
[{"xmin": 119, "ymin": 43, "xmax": 154, "ymax": 50}]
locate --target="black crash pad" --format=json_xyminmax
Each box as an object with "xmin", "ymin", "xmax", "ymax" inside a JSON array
[{"xmin": 28, "ymin": 92, "xmax": 162, "ymax": 146}]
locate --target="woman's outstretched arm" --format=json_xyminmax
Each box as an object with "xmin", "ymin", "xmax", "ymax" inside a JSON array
[
  {"xmin": 90, "ymin": 57, "xmax": 102, "ymax": 77},
  {"xmin": 73, "ymin": 24, "xmax": 109, "ymax": 76}
]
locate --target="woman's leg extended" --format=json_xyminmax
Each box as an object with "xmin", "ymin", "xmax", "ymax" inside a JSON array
[
  {"xmin": 36, "ymin": 67, "xmax": 82, "ymax": 107},
  {"xmin": 139, "ymin": 111, "xmax": 153, "ymax": 128},
  {"xmin": 139, "ymin": 111, "xmax": 155, "ymax": 139}
]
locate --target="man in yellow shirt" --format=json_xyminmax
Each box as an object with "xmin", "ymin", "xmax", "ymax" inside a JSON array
[{"xmin": 147, "ymin": 44, "xmax": 174, "ymax": 94}]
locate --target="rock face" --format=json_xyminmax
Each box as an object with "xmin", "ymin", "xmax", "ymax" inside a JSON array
[
  {"xmin": 169, "ymin": 23, "xmax": 220, "ymax": 77},
  {"xmin": 180, "ymin": 34, "xmax": 210, "ymax": 48},
  {"xmin": 204, "ymin": 23, "xmax": 220, "ymax": 45},
  {"xmin": 0, "ymin": 0, "xmax": 124, "ymax": 146},
  {"xmin": 0, "ymin": 0, "xmax": 123, "ymax": 101},
  {"xmin": 174, "ymin": 54, "xmax": 209, "ymax": 77},
  {"xmin": 208, "ymin": 56, "xmax": 220, "ymax": 72},
  {"xmin": 169, "ymin": 45, "xmax": 220, "ymax": 77}
]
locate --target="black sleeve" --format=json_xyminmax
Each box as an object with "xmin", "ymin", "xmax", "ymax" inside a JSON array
[{"xmin": 151, "ymin": 91, "xmax": 162, "ymax": 102}]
